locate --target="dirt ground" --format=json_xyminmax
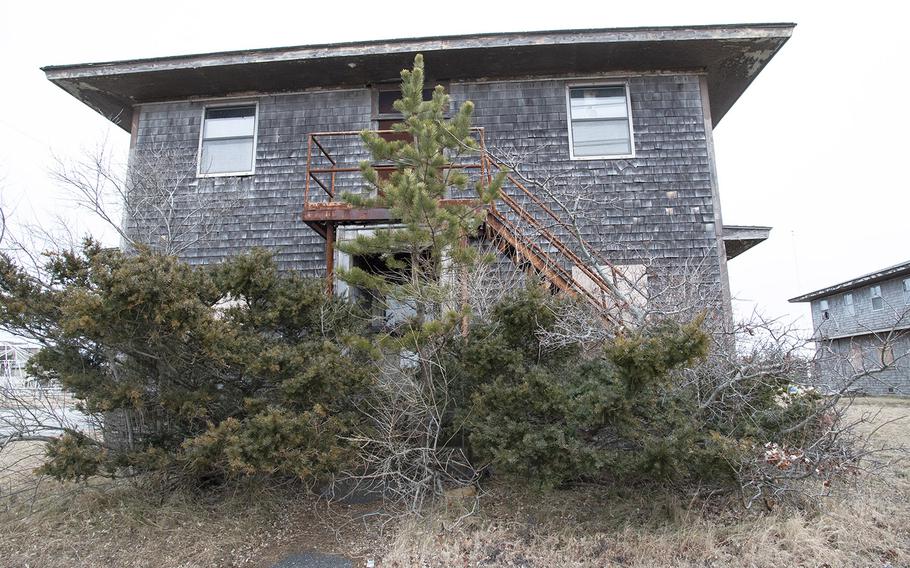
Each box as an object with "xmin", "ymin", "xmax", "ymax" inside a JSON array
[{"xmin": 1, "ymin": 397, "xmax": 907, "ymax": 568}]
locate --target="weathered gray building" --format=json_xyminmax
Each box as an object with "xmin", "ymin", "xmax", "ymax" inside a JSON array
[
  {"xmin": 42, "ymin": 24, "xmax": 792, "ymax": 320},
  {"xmin": 790, "ymin": 261, "xmax": 910, "ymax": 395}
]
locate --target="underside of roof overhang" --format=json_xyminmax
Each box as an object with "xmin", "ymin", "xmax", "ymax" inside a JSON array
[
  {"xmin": 42, "ymin": 23, "xmax": 794, "ymax": 132},
  {"xmin": 723, "ymin": 225, "xmax": 772, "ymax": 260}
]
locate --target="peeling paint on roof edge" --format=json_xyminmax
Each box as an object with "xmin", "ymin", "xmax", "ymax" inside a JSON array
[
  {"xmin": 42, "ymin": 23, "xmax": 795, "ymax": 132},
  {"xmin": 42, "ymin": 23, "xmax": 795, "ymax": 75}
]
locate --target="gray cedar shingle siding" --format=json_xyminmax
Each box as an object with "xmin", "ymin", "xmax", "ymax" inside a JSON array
[
  {"xmin": 817, "ymin": 335, "xmax": 910, "ymax": 396},
  {"xmin": 807, "ymin": 274, "xmax": 910, "ymax": 396},
  {"xmin": 811, "ymin": 275, "xmax": 910, "ymax": 338},
  {"xmin": 134, "ymin": 89, "xmax": 372, "ymax": 275},
  {"xmin": 453, "ymin": 75, "xmax": 718, "ymax": 277},
  {"xmin": 130, "ymin": 73, "xmax": 722, "ymax": 301}
]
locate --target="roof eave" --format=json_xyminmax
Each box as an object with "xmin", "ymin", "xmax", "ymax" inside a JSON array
[
  {"xmin": 42, "ymin": 23, "xmax": 795, "ymax": 132},
  {"xmin": 789, "ymin": 261, "xmax": 910, "ymax": 303},
  {"xmin": 41, "ymin": 23, "xmax": 796, "ymax": 76}
]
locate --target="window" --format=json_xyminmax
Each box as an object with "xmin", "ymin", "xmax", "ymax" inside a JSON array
[
  {"xmin": 844, "ymin": 293, "xmax": 855, "ymax": 316},
  {"xmin": 198, "ymin": 105, "xmax": 257, "ymax": 176},
  {"xmin": 882, "ymin": 344, "xmax": 895, "ymax": 366},
  {"xmin": 374, "ymin": 84, "xmax": 443, "ymax": 132},
  {"xmin": 567, "ymin": 85, "xmax": 633, "ymax": 159},
  {"xmin": 849, "ymin": 343, "xmax": 863, "ymax": 369},
  {"xmin": 903, "ymin": 278, "xmax": 910, "ymax": 304},
  {"xmin": 870, "ymin": 285, "xmax": 884, "ymax": 311}
]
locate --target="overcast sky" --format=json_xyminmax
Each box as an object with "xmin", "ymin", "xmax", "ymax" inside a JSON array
[{"xmin": 1, "ymin": 1, "xmax": 907, "ymax": 334}]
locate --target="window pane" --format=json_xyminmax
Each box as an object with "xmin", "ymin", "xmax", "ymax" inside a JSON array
[
  {"xmin": 872, "ymin": 296, "xmax": 884, "ymax": 311},
  {"xmin": 378, "ymin": 88, "xmax": 435, "ymax": 114},
  {"xmin": 570, "ymin": 87, "xmax": 628, "ymax": 120},
  {"xmin": 377, "ymin": 91, "xmax": 399, "ymax": 115},
  {"xmin": 571, "ymin": 119, "xmax": 631, "ymax": 156},
  {"xmin": 850, "ymin": 344, "xmax": 862, "ymax": 367},
  {"xmin": 203, "ymin": 107, "xmax": 255, "ymax": 139},
  {"xmin": 206, "ymin": 107, "xmax": 255, "ymax": 120},
  {"xmin": 200, "ymin": 138, "xmax": 254, "ymax": 174},
  {"xmin": 883, "ymin": 345, "xmax": 895, "ymax": 365}
]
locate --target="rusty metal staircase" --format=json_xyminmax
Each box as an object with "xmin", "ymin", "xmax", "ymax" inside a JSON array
[
  {"xmin": 480, "ymin": 156, "xmax": 635, "ymax": 326},
  {"xmin": 302, "ymin": 128, "xmax": 635, "ymax": 324}
]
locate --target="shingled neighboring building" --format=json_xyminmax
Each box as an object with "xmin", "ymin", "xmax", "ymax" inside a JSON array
[
  {"xmin": 41, "ymin": 24, "xmax": 792, "ymax": 321},
  {"xmin": 790, "ymin": 261, "xmax": 910, "ymax": 395}
]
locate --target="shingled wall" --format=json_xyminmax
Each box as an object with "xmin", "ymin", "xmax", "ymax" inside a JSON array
[
  {"xmin": 807, "ymin": 273, "xmax": 910, "ymax": 396},
  {"xmin": 132, "ymin": 89, "xmax": 372, "ymax": 275},
  {"xmin": 811, "ymin": 275, "xmax": 910, "ymax": 340},
  {"xmin": 452, "ymin": 74, "xmax": 722, "ymax": 284},
  {"xmin": 817, "ymin": 335, "xmax": 910, "ymax": 396},
  {"xmin": 131, "ymin": 72, "xmax": 726, "ymax": 301}
]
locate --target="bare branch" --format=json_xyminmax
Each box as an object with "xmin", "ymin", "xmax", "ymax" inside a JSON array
[{"xmin": 51, "ymin": 142, "xmax": 244, "ymax": 256}]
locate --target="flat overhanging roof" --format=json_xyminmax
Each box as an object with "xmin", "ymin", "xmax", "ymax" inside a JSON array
[
  {"xmin": 789, "ymin": 259, "xmax": 910, "ymax": 303},
  {"xmin": 42, "ymin": 23, "xmax": 794, "ymax": 132},
  {"xmin": 723, "ymin": 225, "xmax": 772, "ymax": 260}
]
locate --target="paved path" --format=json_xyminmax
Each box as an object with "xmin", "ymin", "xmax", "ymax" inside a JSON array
[{"xmin": 270, "ymin": 552, "xmax": 353, "ymax": 568}]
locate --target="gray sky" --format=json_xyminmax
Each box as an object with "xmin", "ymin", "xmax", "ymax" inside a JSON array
[{"xmin": 1, "ymin": 0, "xmax": 907, "ymax": 333}]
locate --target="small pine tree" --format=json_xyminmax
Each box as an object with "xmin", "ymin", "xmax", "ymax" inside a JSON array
[
  {"xmin": 339, "ymin": 54, "xmax": 505, "ymax": 343},
  {"xmin": 334, "ymin": 55, "xmax": 506, "ymax": 507}
]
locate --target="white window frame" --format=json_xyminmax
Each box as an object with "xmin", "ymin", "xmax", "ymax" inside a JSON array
[
  {"xmin": 903, "ymin": 278, "xmax": 910, "ymax": 304},
  {"xmin": 565, "ymin": 82, "xmax": 635, "ymax": 161},
  {"xmin": 196, "ymin": 101, "xmax": 259, "ymax": 178},
  {"xmin": 870, "ymin": 285, "xmax": 884, "ymax": 311},
  {"xmin": 844, "ymin": 293, "xmax": 855, "ymax": 316}
]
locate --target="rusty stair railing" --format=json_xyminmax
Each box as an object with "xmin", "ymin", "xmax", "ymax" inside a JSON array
[{"xmin": 302, "ymin": 129, "xmax": 637, "ymax": 322}]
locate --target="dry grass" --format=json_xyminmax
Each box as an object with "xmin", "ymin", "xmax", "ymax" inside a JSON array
[
  {"xmin": 0, "ymin": 445, "xmax": 390, "ymax": 568},
  {"xmin": 0, "ymin": 440, "xmax": 46, "ymax": 498},
  {"xmin": 0, "ymin": 397, "xmax": 907, "ymax": 567},
  {"xmin": 382, "ymin": 397, "xmax": 910, "ymax": 567},
  {"xmin": 382, "ymin": 482, "xmax": 909, "ymax": 567}
]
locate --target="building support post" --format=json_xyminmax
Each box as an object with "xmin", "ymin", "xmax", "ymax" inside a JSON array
[
  {"xmin": 325, "ymin": 222, "xmax": 336, "ymax": 296},
  {"xmin": 460, "ymin": 235, "xmax": 470, "ymax": 337},
  {"xmin": 698, "ymin": 75, "xmax": 734, "ymax": 329}
]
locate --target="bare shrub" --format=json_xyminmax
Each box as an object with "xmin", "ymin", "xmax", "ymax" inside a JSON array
[
  {"xmin": 52, "ymin": 143, "xmax": 243, "ymax": 255},
  {"xmin": 337, "ymin": 353, "xmax": 480, "ymax": 520},
  {"xmin": 0, "ymin": 386, "xmax": 102, "ymax": 513},
  {"xmin": 682, "ymin": 308, "xmax": 908, "ymax": 508},
  {"xmin": 512, "ymin": 246, "xmax": 907, "ymax": 507}
]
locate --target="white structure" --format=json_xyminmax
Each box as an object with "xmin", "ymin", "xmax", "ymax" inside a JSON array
[{"xmin": 1, "ymin": 342, "xmax": 40, "ymax": 390}]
